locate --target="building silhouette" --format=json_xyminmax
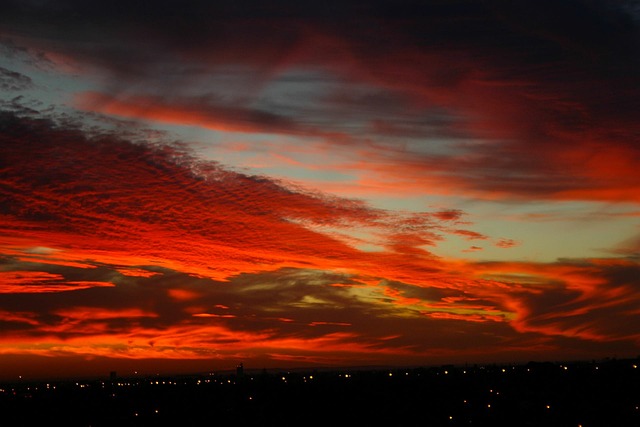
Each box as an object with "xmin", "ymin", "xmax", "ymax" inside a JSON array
[{"xmin": 236, "ymin": 363, "xmax": 244, "ymax": 378}]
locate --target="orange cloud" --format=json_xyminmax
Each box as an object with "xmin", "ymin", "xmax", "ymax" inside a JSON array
[
  {"xmin": 168, "ymin": 289, "xmax": 200, "ymax": 302},
  {"xmin": 0, "ymin": 310, "xmax": 40, "ymax": 326},
  {"xmin": 0, "ymin": 271, "xmax": 114, "ymax": 293},
  {"xmin": 54, "ymin": 307, "xmax": 158, "ymax": 320},
  {"xmin": 116, "ymin": 267, "xmax": 161, "ymax": 278},
  {"xmin": 4, "ymin": 112, "xmax": 517, "ymax": 295},
  {"xmin": 467, "ymin": 258, "xmax": 640, "ymax": 342},
  {"xmin": 495, "ymin": 239, "xmax": 519, "ymax": 249}
]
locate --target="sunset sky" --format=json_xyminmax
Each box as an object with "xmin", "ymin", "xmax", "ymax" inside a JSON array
[{"xmin": 1, "ymin": 0, "xmax": 639, "ymax": 380}]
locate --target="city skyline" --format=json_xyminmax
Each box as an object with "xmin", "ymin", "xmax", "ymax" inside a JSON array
[{"xmin": 1, "ymin": 0, "xmax": 639, "ymax": 380}]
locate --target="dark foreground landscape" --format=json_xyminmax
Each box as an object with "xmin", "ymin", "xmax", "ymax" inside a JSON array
[{"xmin": 1, "ymin": 358, "xmax": 639, "ymax": 426}]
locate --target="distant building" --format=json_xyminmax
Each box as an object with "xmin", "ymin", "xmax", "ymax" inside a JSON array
[
  {"xmin": 236, "ymin": 363, "xmax": 244, "ymax": 378},
  {"xmin": 110, "ymin": 371, "xmax": 117, "ymax": 382}
]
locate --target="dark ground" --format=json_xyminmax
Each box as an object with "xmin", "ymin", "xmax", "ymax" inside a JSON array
[{"xmin": 1, "ymin": 358, "xmax": 638, "ymax": 426}]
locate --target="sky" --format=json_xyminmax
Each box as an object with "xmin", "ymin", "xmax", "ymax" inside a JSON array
[{"xmin": 0, "ymin": 0, "xmax": 639, "ymax": 380}]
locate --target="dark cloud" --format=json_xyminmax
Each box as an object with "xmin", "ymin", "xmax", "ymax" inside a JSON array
[
  {"xmin": 1, "ymin": 0, "xmax": 638, "ymax": 201},
  {"xmin": 0, "ymin": 66, "xmax": 33, "ymax": 91},
  {"xmin": 75, "ymin": 91, "xmax": 342, "ymax": 139},
  {"xmin": 477, "ymin": 258, "xmax": 640, "ymax": 344},
  {"xmin": 610, "ymin": 233, "xmax": 640, "ymax": 259}
]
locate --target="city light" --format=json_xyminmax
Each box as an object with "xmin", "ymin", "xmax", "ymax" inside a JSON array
[{"xmin": 0, "ymin": 360, "xmax": 637, "ymax": 424}]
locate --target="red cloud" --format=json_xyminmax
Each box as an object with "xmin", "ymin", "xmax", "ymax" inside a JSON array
[
  {"xmin": 54, "ymin": 307, "xmax": 158, "ymax": 320},
  {"xmin": 168, "ymin": 289, "xmax": 201, "ymax": 302},
  {"xmin": 432, "ymin": 209, "xmax": 465, "ymax": 222},
  {"xmin": 469, "ymin": 259, "xmax": 640, "ymax": 342},
  {"xmin": 4, "ymin": 117, "xmax": 534, "ymax": 365},
  {"xmin": 495, "ymin": 238, "xmax": 519, "ymax": 249},
  {"xmin": 1, "ymin": 112, "xmax": 505, "ymax": 291},
  {"xmin": 452, "ymin": 229, "xmax": 488, "ymax": 240},
  {"xmin": 116, "ymin": 267, "xmax": 160, "ymax": 278},
  {"xmin": 0, "ymin": 271, "xmax": 114, "ymax": 293}
]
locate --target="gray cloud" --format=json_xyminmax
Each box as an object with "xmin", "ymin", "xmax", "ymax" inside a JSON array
[{"xmin": 0, "ymin": 66, "xmax": 33, "ymax": 91}]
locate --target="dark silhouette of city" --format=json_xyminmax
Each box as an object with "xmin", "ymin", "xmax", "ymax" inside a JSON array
[{"xmin": 1, "ymin": 358, "xmax": 638, "ymax": 426}]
